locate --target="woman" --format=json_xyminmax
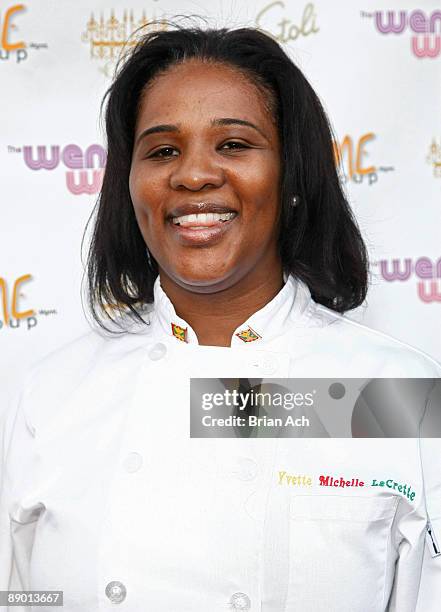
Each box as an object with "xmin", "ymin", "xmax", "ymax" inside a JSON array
[{"xmin": 1, "ymin": 24, "xmax": 440, "ymax": 612}]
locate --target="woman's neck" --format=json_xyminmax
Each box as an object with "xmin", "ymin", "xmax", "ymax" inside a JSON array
[{"xmin": 159, "ymin": 264, "xmax": 284, "ymax": 347}]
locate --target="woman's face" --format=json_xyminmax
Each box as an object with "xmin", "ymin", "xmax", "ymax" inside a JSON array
[{"xmin": 129, "ymin": 59, "xmax": 282, "ymax": 293}]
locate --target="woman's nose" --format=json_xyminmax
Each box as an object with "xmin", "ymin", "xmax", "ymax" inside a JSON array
[{"xmin": 169, "ymin": 148, "xmax": 225, "ymax": 191}]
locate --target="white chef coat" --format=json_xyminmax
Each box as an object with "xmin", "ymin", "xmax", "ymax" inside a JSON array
[{"xmin": 1, "ymin": 273, "xmax": 440, "ymax": 612}]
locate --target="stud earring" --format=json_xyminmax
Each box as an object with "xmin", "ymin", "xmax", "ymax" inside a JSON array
[{"xmin": 291, "ymin": 195, "xmax": 301, "ymax": 207}]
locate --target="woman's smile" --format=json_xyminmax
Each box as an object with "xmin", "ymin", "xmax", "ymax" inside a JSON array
[
  {"xmin": 167, "ymin": 203, "xmax": 238, "ymax": 246},
  {"xmin": 168, "ymin": 216, "xmax": 237, "ymax": 245},
  {"xmin": 170, "ymin": 212, "xmax": 237, "ymax": 228}
]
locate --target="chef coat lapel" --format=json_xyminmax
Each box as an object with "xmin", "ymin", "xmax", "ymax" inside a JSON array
[{"xmin": 151, "ymin": 272, "xmax": 313, "ymax": 348}]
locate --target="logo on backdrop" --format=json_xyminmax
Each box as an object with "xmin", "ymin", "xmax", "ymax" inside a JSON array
[
  {"xmin": 375, "ymin": 257, "xmax": 441, "ymax": 303},
  {"xmin": 255, "ymin": 2, "xmax": 319, "ymax": 44},
  {"xmin": 333, "ymin": 133, "xmax": 394, "ymax": 186},
  {"xmin": 0, "ymin": 4, "xmax": 48, "ymax": 63},
  {"xmin": 0, "ymin": 274, "xmax": 57, "ymax": 331},
  {"xmin": 8, "ymin": 144, "xmax": 107, "ymax": 195},
  {"xmin": 81, "ymin": 3, "xmax": 319, "ymax": 76},
  {"xmin": 81, "ymin": 7, "xmax": 168, "ymax": 77},
  {"xmin": 427, "ymin": 139, "xmax": 441, "ymax": 177},
  {"xmin": 361, "ymin": 9, "xmax": 441, "ymax": 59}
]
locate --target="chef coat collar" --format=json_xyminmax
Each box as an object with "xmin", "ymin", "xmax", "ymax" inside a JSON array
[{"xmin": 152, "ymin": 271, "xmax": 314, "ymax": 346}]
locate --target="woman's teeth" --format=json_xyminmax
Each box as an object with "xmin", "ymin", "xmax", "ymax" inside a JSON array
[{"xmin": 172, "ymin": 212, "xmax": 236, "ymax": 227}]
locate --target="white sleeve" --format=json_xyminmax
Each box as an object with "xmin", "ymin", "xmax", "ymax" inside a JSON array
[
  {"xmin": 416, "ymin": 435, "xmax": 441, "ymax": 611},
  {"xmin": 0, "ymin": 378, "xmax": 39, "ymax": 610},
  {"xmin": 416, "ymin": 526, "xmax": 441, "ymax": 612},
  {"xmin": 0, "ymin": 390, "xmax": 21, "ymax": 592},
  {"xmin": 386, "ymin": 494, "xmax": 427, "ymax": 611}
]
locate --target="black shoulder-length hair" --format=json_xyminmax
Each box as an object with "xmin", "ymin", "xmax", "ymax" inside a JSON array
[{"xmin": 85, "ymin": 20, "xmax": 369, "ymax": 330}]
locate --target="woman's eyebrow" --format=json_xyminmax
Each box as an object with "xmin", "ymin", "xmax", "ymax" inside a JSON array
[
  {"xmin": 135, "ymin": 117, "xmax": 267, "ymax": 147},
  {"xmin": 213, "ymin": 117, "xmax": 266, "ymax": 138}
]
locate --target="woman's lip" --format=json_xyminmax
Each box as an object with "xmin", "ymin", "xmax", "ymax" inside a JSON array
[{"xmin": 167, "ymin": 216, "xmax": 237, "ymax": 245}]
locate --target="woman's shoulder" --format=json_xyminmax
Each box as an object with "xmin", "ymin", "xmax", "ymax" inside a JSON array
[
  {"xmin": 20, "ymin": 316, "xmax": 152, "ymax": 391},
  {"xmin": 301, "ymin": 298, "xmax": 441, "ymax": 377},
  {"xmin": 7, "ymin": 321, "xmax": 154, "ymax": 435},
  {"xmin": 34, "ymin": 319, "xmax": 152, "ymax": 373}
]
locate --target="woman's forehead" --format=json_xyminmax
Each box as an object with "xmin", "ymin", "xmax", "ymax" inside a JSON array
[{"xmin": 136, "ymin": 60, "xmax": 276, "ymax": 127}]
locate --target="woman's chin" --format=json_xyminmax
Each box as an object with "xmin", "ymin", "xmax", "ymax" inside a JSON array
[{"xmin": 165, "ymin": 267, "xmax": 237, "ymax": 293}]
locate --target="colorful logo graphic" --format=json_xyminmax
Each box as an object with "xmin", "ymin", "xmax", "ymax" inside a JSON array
[
  {"xmin": 255, "ymin": 1, "xmax": 319, "ymax": 44},
  {"xmin": 427, "ymin": 139, "xmax": 441, "ymax": 177},
  {"xmin": 333, "ymin": 133, "xmax": 394, "ymax": 186},
  {"xmin": 361, "ymin": 9, "xmax": 441, "ymax": 58},
  {"xmin": 81, "ymin": 10, "xmax": 168, "ymax": 77},
  {"xmin": 235, "ymin": 326, "xmax": 262, "ymax": 343},
  {"xmin": 8, "ymin": 144, "xmax": 107, "ymax": 195},
  {"xmin": 0, "ymin": 274, "xmax": 57, "ymax": 331},
  {"xmin": 375, "ymin": 257, "xmax": 441, "ymax": 303},
  {"xmin": 0, "ymin": 4, "xmax": 48, "ymax": 63},
  {"xmin": 171, "ymin": 322, "xmax": 187, "ymax": 342}
]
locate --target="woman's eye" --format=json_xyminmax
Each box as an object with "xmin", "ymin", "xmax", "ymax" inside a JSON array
[
  {"xmin": 148, "ymin": 147, "xmax": 178, "ymax": 159},
  {"xmin": 221, "ymin": 141, "xmax": 249, "ymax": 151}
]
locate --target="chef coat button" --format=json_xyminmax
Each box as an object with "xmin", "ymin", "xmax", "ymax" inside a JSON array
[
  {"xmin": 123, "ymin": 452, "xmax": 143, "ymax": 473},
  {"xmin": 230, "ymin": 592, "xmax": 251, "ymax": 610},
  {"xmin": 232, "ymin": 457, "xmax": 258, "ymax": 481},
  {"xmin": 260, "ymin": 356, "xmax": 278, "ymax": 375},
  {"xmin": 105, "ymin": 581, "xmax": 126, "ymax": 604},
  {"xmin": 148, "ymin": 342, "xmax": 167, "ymax": 361}
]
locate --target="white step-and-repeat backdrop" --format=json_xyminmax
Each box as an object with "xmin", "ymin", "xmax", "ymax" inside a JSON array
[{"xmin": 1, "ymin": 0, "xmax": 440, "ymax": 412}]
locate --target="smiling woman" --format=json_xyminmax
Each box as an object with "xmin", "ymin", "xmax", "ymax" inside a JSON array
[
  {"xmin": 1, "ymin": 21, "xmax": 441, "ymax": 612},
  {"xmin": 86, "ymin": 23, "xmax": 370, "ymax": 347}
]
